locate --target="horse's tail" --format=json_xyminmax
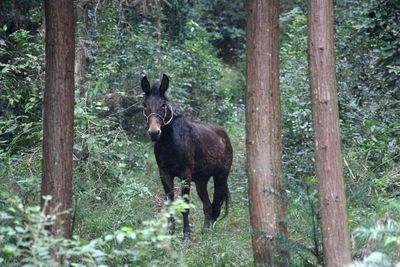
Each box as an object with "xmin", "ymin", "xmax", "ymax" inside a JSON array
[
  {"xmin": 219, "ymin": 181, "xmax": 230, "ymax": 220},
  {"xmin": 213, "ymin": 176, "xmax": 230, "ymax": 221}
]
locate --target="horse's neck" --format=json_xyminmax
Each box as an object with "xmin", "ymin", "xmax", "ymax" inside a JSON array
[
  {"xmin": 159, "ymin": 116, "xmax": 185, "ymax": 143},
  {"xmin": 159, "ymin": 119, "xmax": 176, "ymax": 143}
]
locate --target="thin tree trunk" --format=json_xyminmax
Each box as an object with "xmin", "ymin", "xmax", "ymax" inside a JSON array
[
  {"xmin": 246, "ymin": 0, "xmax": 288, "ymax": 265},
  {"xmin": 41, "ymin": 0, "xmax": 75, "ymax": 239},
  {"xmin": 75, "ymin": 0, "xmax": 89, "ymax": 97},
  {"xmin": 307, "ymin": 0, "xmax": 352, "ymax": 266}
]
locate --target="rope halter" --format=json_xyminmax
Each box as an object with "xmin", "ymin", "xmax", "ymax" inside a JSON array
[{"xmin": 143, "ymin": 103, "xmax": 174, "ymax": 127}]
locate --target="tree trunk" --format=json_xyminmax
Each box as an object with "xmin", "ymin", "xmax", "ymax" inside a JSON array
[
  {"xmin": 41, "ymin": 0, "xmax": 75, "ymax": 239},
  {"xmin": 246, "ymin": 0, "xmax": 288, "ymax": 265},
  {"xmin": 307, "ymin": 0, "xmax": 352, "ymax": 266},
  {"xmin": 75, "ymin": 0, "xmax": 89, "ymax": 97}
]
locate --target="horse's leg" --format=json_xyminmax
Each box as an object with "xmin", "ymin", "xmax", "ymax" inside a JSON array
[
  {"xmin": 161, "ymin": 173, "xmax": 175, "ymax": 233},
  {"xmin": 180, "ymin": 176, "xmax": 191, "ymax": 240},
  {"xmin": 195, "ymin": 180, "xmax": 213, "ymax": 231},
  {"xmin": 212, "ymin": 172, "xmax": 230, "ymax": 223}
]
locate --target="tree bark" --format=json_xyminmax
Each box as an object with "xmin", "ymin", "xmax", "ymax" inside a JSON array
[
  {"xmin": 307, "ymin": 0, "xmax": 352, "ymax": 266},
  {"xmin": 41, "ymin": 0, "xmax": 75, "ymax": 239},
  {"xmin": 246, "ymin": 0, "xmax": 288, "ymax": 265},
  {"xmin": 75, "ymin": 0, "xmax": 89, "ymax": 97}
]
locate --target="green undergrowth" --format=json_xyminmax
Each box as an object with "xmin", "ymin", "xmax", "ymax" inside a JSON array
[
  {"xmin": 71, "ymin": 112, "xmax": 253, "ymax": 266},
  {"xmin": 1, "ymin": 1, "xmax": 399, "ymax": 265},
  {"xmin": 1, "ymin": 96, "xmax": 398, "ymax": 266}
]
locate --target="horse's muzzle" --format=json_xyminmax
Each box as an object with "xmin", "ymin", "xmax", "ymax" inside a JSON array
[
  {"xmin": 147, "ymin": 116, "xmax": 162, "ymax": 141},
  {"xmin": 148, "ymin": 129, "xmax": 161, "ymax": 141}
]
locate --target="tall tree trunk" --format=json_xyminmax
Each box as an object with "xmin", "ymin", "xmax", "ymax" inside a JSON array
[
  {"xmin": 246, "ymin": 0, "xmax": 288, "ymax": 265},
  {"xmin": 75, "ymin": 0, "xmax": 89, "ymax": 97},
  {"xmin": 41, "ymin": 0, "xmax": 75, "ymax": 239},
  {"xmin": 307, "ymin": 0, "xmax": 352, "ymax": 266}
]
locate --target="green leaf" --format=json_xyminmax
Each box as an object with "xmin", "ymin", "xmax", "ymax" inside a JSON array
[{"xmin": 2, "ymin": 245, "xmax": 16, "ymax": 258}]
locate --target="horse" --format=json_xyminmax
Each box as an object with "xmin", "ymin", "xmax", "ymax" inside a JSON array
[{"xmin": 141, "ymin": 74, "xmax": 233, "ymax": 239}]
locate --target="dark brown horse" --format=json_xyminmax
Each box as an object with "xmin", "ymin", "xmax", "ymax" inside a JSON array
[{"xmin": 141, "ymin": 74, "xmax": 233, "ymax": 239}]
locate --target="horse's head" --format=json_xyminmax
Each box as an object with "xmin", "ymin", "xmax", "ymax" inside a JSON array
[{"xmin": 141, "ymin": 74, "xmax": 173, "ymax": 141}]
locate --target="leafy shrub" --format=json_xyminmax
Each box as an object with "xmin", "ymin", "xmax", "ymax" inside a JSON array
[
  {"xmin": 0, "ymin": 193, "xmax": 191, "ymax": 266},
  {"xmin": 0, "ymin": 28, "xmax": 44, "ymax": 156},
  {"xmin": 349, "ymin": 202, "xmax": 400, "ymax": 266}
]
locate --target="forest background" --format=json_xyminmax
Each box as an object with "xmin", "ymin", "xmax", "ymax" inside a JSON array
[{"xmin": 0, "ymin": 0, "xmax": 399, "ymax": 266}]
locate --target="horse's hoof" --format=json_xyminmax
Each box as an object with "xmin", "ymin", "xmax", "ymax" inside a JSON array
[
  {"xmin": 167, "ymin": 220, "xmax": 175, "ymax": 233},
  {"xmin": 167, "ymin": 226, "xmax": 175, "ymax": 235},
  {"xmin": 182, "ymin": 232, "xmax": 190, "ymax": 241}
]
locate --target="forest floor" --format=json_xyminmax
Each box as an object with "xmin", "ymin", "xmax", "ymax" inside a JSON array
[{"xmin": 73, "ymin": 117, "xmax": 255, "ymax": 266}]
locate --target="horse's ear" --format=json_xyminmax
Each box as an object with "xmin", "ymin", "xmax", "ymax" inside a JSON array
[
  {"xmin": 159, "ymin": 74, "xmax": 169, "ymax": 95},
  {"xmin": 141, "ymin": 76, "xmax": 151, "ymax": 94}
]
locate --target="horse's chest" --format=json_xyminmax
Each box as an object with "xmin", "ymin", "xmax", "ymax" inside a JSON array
[{"xmin": 154, "ymin": 143, "xmax": 193, "ymax": 175}]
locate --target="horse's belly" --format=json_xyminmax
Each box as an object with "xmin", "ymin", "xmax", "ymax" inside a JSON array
[{"xmin": 192, "ymin": 159, "xmax": 225, "ymax": 180}]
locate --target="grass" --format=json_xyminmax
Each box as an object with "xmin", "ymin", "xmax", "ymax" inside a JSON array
[
  {"xmin": 4, "ymin": 106, "xmax": 397, "ymax": 266},
  {"xmin": 71, "ymin": 115, "xmax": 254, "ymax": 266}
]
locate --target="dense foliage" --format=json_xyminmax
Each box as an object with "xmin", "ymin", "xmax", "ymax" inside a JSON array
[{"xmin": 0, "ymin": 0, "xmax": 399, "ymax": 266}]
